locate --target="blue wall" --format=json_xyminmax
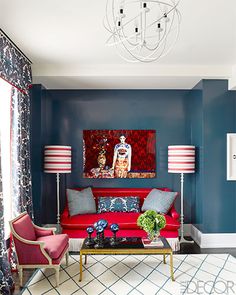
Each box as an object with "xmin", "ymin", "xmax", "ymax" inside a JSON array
[
  {"xmin": 31, "ymin": 82, "xmax": 236, "ymax": 233},
  {"xmin": 32, "ymin": 88, "xmax": 195, "ymax": 224},
  {"xmin": 200, "ymin": 80, "xmax": 236, "ymax": 233},
  {"xmin": 186, "ymin": 80, "xmax": 236, "ymax": 233},
  {"xmin": 186, "ymin": 81, "xmax": 204, "ymax": 231}
]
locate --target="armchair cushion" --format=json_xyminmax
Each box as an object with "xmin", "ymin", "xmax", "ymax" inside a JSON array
[
  {"xmin": 13, "ymin": 214, "xmax": 36, "ymax": 241},
  {"xmin": 34, "ymin": 227, "xmax": 55, "ymax": 238},
  {"xmin": 37, "ymin": 234, "xmax": 69, "ymax": 259}
]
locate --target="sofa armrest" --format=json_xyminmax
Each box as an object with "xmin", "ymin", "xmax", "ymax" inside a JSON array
[
  {"xmin": 169, "ymin": 206, "xmax": 180, "ymax": 220},
  {"xmin": 61, "ymin": 207, "xmax": 70, "ymax": 220}
]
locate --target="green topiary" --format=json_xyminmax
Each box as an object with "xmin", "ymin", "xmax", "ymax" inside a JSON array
[{"xmin": 137, "ymin": 210, "xmax": 166, "ymax": 239}]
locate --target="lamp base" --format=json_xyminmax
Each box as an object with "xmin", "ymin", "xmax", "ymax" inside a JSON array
[
  {"xmin": 56, "ymin": 223, "xmax": 62, "ymax": 234},
  {"xmin": 179, "ymin": 237, "xmax": 194, "ymax": 244}
]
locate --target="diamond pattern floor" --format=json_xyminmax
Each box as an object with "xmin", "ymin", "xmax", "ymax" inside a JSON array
[{"xmin": 20, "ymin": 253, "xmax": 236, "ymax": 295}]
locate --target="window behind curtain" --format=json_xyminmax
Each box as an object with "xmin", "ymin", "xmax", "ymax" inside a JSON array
[{"xmin": 0, "ymin": 78, "xmax": 12, "ymax": 238}]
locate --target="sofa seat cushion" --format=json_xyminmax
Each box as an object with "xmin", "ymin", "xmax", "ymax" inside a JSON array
[
  {"xmin": 37, "ymin": 234, "xmax": 69, "ymax": 259},
  {"xmin": 61, "ymin": 212, "xmax": 180, "ymax": 231}
]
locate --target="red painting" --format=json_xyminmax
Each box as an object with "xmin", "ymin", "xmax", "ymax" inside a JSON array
[{"xmin": 83, "ymin": 130, "xmax": 156, "ymax": 178}]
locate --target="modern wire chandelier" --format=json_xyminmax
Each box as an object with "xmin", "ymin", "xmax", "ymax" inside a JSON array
[{"xmin": 104, "ymin": 0, "xmax": 181, "ymax": 63}]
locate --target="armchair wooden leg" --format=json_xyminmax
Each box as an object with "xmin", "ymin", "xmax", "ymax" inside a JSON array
[
  {"xmin": 55, "ymin": 266, "xmax": 60, "ymax": 287},
  {"xmin": 18, "ymin": 266, "xmax": 23, "ymax": 287},
  {"xmin": 66, "ymin": 250, "xmax": 69, "ymax": 266}
]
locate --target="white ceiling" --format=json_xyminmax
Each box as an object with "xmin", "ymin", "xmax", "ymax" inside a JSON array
[{"xmin": 1, "ymin": 0, "xmax": 236, "ymax": 89}]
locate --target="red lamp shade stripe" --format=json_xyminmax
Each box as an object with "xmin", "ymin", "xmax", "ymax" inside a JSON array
[
  {"xmin": 44, "ymin": 145, "xmax": 72, "ymax": 173},
  {"xmin": 168, "ymin": 145, "xmax": 195, "ymax": 174}
]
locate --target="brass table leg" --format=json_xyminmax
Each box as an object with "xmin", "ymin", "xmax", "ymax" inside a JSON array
[
  {"xmin": 170, "ymin": 252, "xmax": 175, "ymax": 281},
  {"xmin": 163, "ymin": 254, "xmax": 166, "ymax": 264},
  {"xmin": 79, "ymin": 252, "xmax": 83, "ymax": 282},
  {"xmin": 85, "ymin": 255, "xmax": 87, "ymax": 265}
]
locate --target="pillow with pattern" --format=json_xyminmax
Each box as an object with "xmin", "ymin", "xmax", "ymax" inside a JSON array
[{"xmin": 97, "ymin": 196, "xmax": 140, "ymax": 213}]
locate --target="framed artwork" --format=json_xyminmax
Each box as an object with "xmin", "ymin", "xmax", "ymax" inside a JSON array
[
  {"xmin": 227, "ymin": 133, "xmax": 236, "ymax": 180},
  {"xmin": 83, "ymin": 130, "xmax": 156, "ymax": 178}
]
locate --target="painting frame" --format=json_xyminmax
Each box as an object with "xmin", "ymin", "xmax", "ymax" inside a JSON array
[
  {"xmin": 227, "ymin": 133, "xmax": 236, "ymax": 181},
  {"xmin": 83, "ymin": 129, "xmax": 156, "ymax": 179}
]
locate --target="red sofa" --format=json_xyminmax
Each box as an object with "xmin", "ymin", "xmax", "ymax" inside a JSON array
[{"xmin": 61, "ymin": 188, "xmax": 180, "ymax": 250}]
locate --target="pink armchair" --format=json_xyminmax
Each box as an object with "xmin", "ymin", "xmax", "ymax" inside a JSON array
[{"xmin": 9, "ymin": 212, "xmax": 69, "ymax": 287}]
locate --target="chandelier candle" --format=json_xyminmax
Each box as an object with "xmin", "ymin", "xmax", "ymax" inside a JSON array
[{"xmin": 104, "ymin": 0, "xmax": 181, "ymax": 62}]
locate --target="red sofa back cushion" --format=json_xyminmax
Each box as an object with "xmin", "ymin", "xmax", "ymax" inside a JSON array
[{"xmin": 71, "ymin": 187, "xmax": 171, "ymax": 207}]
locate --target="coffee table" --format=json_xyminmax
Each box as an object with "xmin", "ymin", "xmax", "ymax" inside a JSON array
[{"xmin": 79, "ymin": 236, "xmax": 174, "ymax": 282}]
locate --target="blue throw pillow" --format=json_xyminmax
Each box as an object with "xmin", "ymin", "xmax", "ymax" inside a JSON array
[
  {"xmin": 97, "ymin": 196, "xmax": 140, "ymax": 213},
  {"xmin": 141, "ymin": 189, "xmax": 177, "ymax": 214},
  {"xmin": 67, "ymin": 187, "xmax": 96, "ymax": 216}
]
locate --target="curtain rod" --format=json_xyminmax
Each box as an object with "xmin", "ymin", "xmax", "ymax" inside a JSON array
[{"xmin": 0, "ymin": 29, "xmax": 32, "ymax": 64}]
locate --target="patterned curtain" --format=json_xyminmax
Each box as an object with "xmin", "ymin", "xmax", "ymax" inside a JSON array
[
  {"xmin": 0, "ymin": 31, "xmax": 33, "ymax": 291},
  {"xmin": 0, "ymin": 31, "xmax": 33, "ymax": 217},
  {"xmin": 0, "ymin": 143, "xmax": 14, "ymax": 294},
  {"xmin": 0, "ymin": 32, "xmax": 31, "ymax": 93},
  {"xmin": 11, "ymin": 87, "xmax": 33, "ymax": 217}
]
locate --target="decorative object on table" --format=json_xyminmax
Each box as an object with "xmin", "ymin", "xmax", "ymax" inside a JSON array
[
  {"xmin": 227, "ymin": 133, "xmax": 236, "ymax": 180},
  {"xmin": 137, "ymin": 210, "xmax": 166, "ymax": 242},
  {"xmin": 103, "ymin": 0, "xmax": 181, "ymax": 63},
  {"xmin": 97, "ymin": 219, "xmax": 108, "ymax": 240},
  {"xmin": 97, "ymin": 219, "xmax": 108, "ymax": 229},
  {"xmin": 110, "ymin": 223, "xmax": 120, "ymax": 246},
  {"xmin": 85, "ymin": 227, "xmax": 95, "ymax": 246},
  {"xmin": 168, "ymin": 145, "xmax": 195, "ymax": 244},
  {"xmin": 141, "ymin": 238, "xmax": 164, "ymax": 248},
  {"xmin": 83, "ymin": 130, "xmax": 156, "ymax": 179},
  {"xmin": 44, "ymin": 145, "xmax": 72, "ymax": 231},
  {"xmin": 94, "ymin": 221, "xmax": 98, "ymax": 229},
  {"xmin": 93, "ymin": 221, "xmax": 98, "ymax": 243},
  {"xmin": 94, "ymin": 225, "xmax": 105, "ymax": 248}
]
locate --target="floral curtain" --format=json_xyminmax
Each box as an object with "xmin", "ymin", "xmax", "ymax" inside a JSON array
[
  {"xmin": 0, "ymin": 143, "xmax": 14, "ymax": 294},
  {"xmin": 0, "ymin": 32, "xmax": 31, "ymax": 93},
  {"xmin": 11, "ymin": 87, "xmax": 33, "ymax": 216},
  {"xmin": 0, "ymin": 30, "xmax": 33, "ymax": 291},
  {"xmin": 0, "ymin": 31, "xmax": 33, "ymax": 216}
]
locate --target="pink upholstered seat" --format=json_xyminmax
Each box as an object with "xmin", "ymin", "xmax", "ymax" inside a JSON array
[
  {"xmin": 9, "ymin": 212, "xmax": 69, "ymax": 287},
  {"xmin": 37, "ymin": 234, "xmax": 69, "ymax": 259}
]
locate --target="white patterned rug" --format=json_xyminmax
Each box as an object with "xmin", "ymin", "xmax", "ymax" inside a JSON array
[{"xmin": 20, "ymin": 253, "xmax": 236, "ymax": 295}]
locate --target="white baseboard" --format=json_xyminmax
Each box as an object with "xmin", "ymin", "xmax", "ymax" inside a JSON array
[
  {"xmin": 190, "ymin": 224, "xmax": 236, "ymax": 248},
  {"xmin": 180, "ymin": 224, "xmax": 192, "ymax": 237}
]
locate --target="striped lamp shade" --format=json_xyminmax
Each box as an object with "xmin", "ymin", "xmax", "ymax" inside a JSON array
[
  {"xmin": 44, "ymin": 145, "xmax": 72, "ymax": 173},
  {"xmin": 168, "ymin": 145, "xmax": 195, "ymax": 174}
]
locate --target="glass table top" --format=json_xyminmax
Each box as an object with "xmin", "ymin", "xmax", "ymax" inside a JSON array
[{"xmin": 81, "ymin": 236, "xmax": 171, "ymax": 250}]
